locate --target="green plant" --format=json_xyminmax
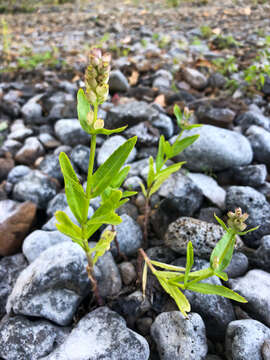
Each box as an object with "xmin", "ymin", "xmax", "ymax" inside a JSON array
[
  {"xmin": 212, "ymin": 56, "xmax": 238, "ymax": 76},
  {"xmin": 1, "ymin": 18, "xmax": 11, "ymax": 60},
  {"xmin": 214, "ymin": 34, "xmax": 240, "ymax": 50},
  {"xmin": 244, "ymin": 49, "xmax": 270, "ymax": 90},
  {"xmin": 55, "ymin": 49, "xmax": 137, "ymax": 304},
  {"xmin": 140, "ymin": 105, "xmax": 201, "ymax": 245},
  {"xmin": 140, "ymin": 208, "xmax": 258, "ymax": 317},
  {"xmin": 200, "ymin": 25, "xmax": 213, "ymax": 39},
  {"xmin": 16, "ymin": 48, "xmax": 60, "ymax": 70}
]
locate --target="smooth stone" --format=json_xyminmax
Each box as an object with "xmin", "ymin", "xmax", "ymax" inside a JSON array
[
  {"xmin": 109, "ymin": 70, "xmax": 130, "ymax": 92},
  {"xmin": 165, "ymin": 217, "xmax": 243, "ymax": 259},
  {"xmin": 158, "ymin": 170, "xmax": 203, "ymax": 217},
  {"xmin": 226, "ymin": 186, "xmax": 270, "ymax": 248},
  {"xmin": 38, "ymin": 154, "xmax": 63, "ymax": 182},
  {"xmin": 23, "ymin": 230, "xmax": 71, "ymax": 263},
  {"xmin": 97, "ymin": 135, "xmax": 137, "ymax": 166},
  {"xmin": 225, "ymin": 252, "xmax": 249, "ymax": 278},
  {"xmin": 106, "ymin": 101, "xmax": 159, "ymax": 129},
  {"xmin": 125, "ymin": 122, "xmax": 159, "ymax": 146},
  {"xmin": 0, "ymin": 254, "xmax": 27, "ymax": 317},
  {"xmin": 7, "ymin": 165, "xmax": 31, "ymax": 184},
  {"xmin": 123, "ymin": 175, "xmax": 142, "ymax": 191},
  {"xmin": 13, "ymin": 170, "xmax": 59, "ymax": 209},
  {"xmin": 119, "ymin": 262, "xmax": 137, "ymax": 285},
  {"xmin": 228, "ymin": 270, "xmax": 270, "ymax": 327},
  {"xmin": 21, "ymin": 94, "xmax": 44, "ymax": 124},
  {"xmin": 39, "ymin": 133, "xmax": 61, "ymax": 149},
  {"xmin": 0, "ymin": 315, "xmax": 69, "ymax": 360},
  {"xmin": 15, "ymin": 137, "xmax": 45, "ymax": 165},
  {"xmin": 46, "ymin": 193, "xmax": 68, "ymax": 217},
  {"xmin": 54, "ymin": 119, "xmax": 90, "ymax": 146},
  {"xmin": 248, "ymin": 235, "xmax": 270, "ymax": 271},
  {"xmin": 1, "ymin": 139, "xmax": 22, "ymax": 156},
  {"xmin": 230, "ymin": 164, "xmax": 267, "ymax": 187},
  {"xmin": 173, "ymin": 125, "xmax": 253, "ymax": 172},
  {"xmin": 6, "ymin": 242, "xmax": 91, "ymax": 326},
  {"xmin": 152, "ymin": 113, "xmax": 174, "ymax": 139},
  {"xmin": 8, "ymin": 127, "xmax": 33, "ymax": 141},
  {"xmin": 187, "ymin": 172, "xmax": 226, "ymax": 208},
  {"xmin": 226, "ymin": 319, "xmax": 270, "ymax": 360},
  {"xmin": 236, "ymin": 111, "xmax": 270, "ymax": 132},
  {"xmin": 182, "ymin": 67, "xmax": 208, "ymax": 90},
  {"xmin": 246, "ymin": 125, "xmax": 270, "ymax": 167},
  {"xmin": 151, "ymin": 311, "xmax": 207, "ymax": 360},
  {"xmin": 70, "ymin": 144, "xmax": 90, "ymax": 174},
  {"xmin": 40, "ymin": 307, "xmax": 150, "ymax": 360},
  {"xmin": 198, "ymin": 207, "xmax": 222, "ymax": 224},
  {"xmin": 196, "ymin": 106, "xmax": 235, "ymax": 129},
  {"xmin": 0, "ymin": 200, "xmax": 37, "ymax": 256}
]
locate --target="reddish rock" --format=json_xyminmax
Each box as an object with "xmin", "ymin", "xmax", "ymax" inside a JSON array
[
  {"xmin": 0, "ymin": 200, "xmax": 37, "ymax": 256},
  {"xmin": 15, "ymin": 137, "xmax": 44, "ymax": 165},
  {"xmin": 0, "ymin": 153, "xmax": 14, "ymax": 182}
]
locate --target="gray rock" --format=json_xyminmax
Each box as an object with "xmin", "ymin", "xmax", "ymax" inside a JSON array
[
  {"xmin": 231, "ymin": 164, "xmax": 267, "ymax": 187},
  {"xmin": 198, "ymin": 207, "xmax": 222, "ymax": 224},
  {"xmin": 8, "ymin": 127, "xmax": 33, "ymax": 141},
  {"xmin": 38, "ymin": 154, "xmax": 63, "ymax": 182},
  {"xmin": 0, "ymin": 254, "xmax": 27, "ymax": 317},
  {"xmin": 153, "ymin": 69, "xmax": 173, "ymax": 90},
  {"xmin": 97, "ymin": 135, "xmax": 137, "ymax": 166},
  {"xmin": 15, "ymin": 137, "xmax": 45, "ymax": 165},
  {"xmin": 146, "ymin": 246, "xmax": 177, "ymax": 263},
  {"xmin": 46, "ymin": 193, "xmax": 68, "ymax": 217},
  {"xmin": 21, "ymin": 94, "xmax": 44, "ymax": 125},
  {"xmin": 225, "ymin": 252, "xmax": 249, "ymax": 278},
  {"xmin": 119, "ymin": 262, "xmax": 137, "ymax": 285},
  {"xmin": 182, "ymin": 67, "xmax": 208, "ymax": 90},
  {"xmin": 54, "ymin": 119, "xmax": 90, "ymax": 146},
  {"xmin": 13, "ymin": 170, "xmax": 59, "ymax": 209},
  {"xmin": 249, "ymin": 235, "xmax": 270, "ymax": 271},
  {"xmin": 104, "ymin": 214, "xmax": 142, "ymax": 257},
  {"xmin": 109, "ymin": 70, "xmax": 130, "ymax": 92},
  {"xmin": 70, "ymin": 144, "xmax": 90, "ymax": 174},
  {"xmin": 123, "ymin": 176, "xmax": 142, "ymax": 191},
  {"xmin": 246, "ymin": 125, "xmax": 270, "ymax": 166},
  {"xmin": 6, "ymin": 242, "xmax": 90, "ymax": 326},
  {"xmin": 236, "ymin": 111, "xmax": 270, "ymax": 132},
  {"xmin": 262, "ymin": 76, "xmax": 270, "ymax": 95},
  {"xmin": 165, "ymin": 217, "xmax": 243, "ymax": 258},
  {"xmin": 152, "ymin": 113, "xmax": 174, "ymax": 139},
  {"xmin": 226, "ymin": 319, "xmax": 270, "ymax": 360},
  {"xmin": 196, "ymin": 106, "xmax": 235, "ymax": 128},
  {"xmin": 0, "ymin": 315, "xmax": 69, "ymax": 360},
  {"xmin": 158, "ymin": 170, "xmax": 203, "ymax": 218},
  {"xmin": 226, "ymin": 186, "xmax": 270, "ymax": 248},
  {"xmin": 39, "ymin": 133, "xmax": 61, "ymax": 149},
  {"xmin": 7, "ymin": 165, "xmax": 31, "ymax": 185},
  {"xmin": 40, "ymin": 307, "xmax": 150, "ymax": 360},
  {"xmin": 151, "ymin": 311, "xmax": 207, "ymax": 360},
  {"xmin": 173, "ymin": 125, "xmax": 253, "ymax": 172},
  {"xmin": 209, "ymin": 72, "xmax": 227, "ymax": 88},
  {"xmin": 228, "ymin": 270, "xmax": 270, "ymax": 327},
  {"xmin": 187, "ymin": 172, "xmax": 226, "ymax": 208},
  {"xmin": 128, "ymin": 158, "xmax": 149, "ymax": 177},
  {"xmin": 262, "ymin": 339, "xmax": 270, "ymax": 360},
  {"xmin": 1, "ymin": 139, "xmax": 22, "ymax": 156},
  {"xmin": 23, "ymin": 230, "xmax": 71, "ymax": 263},
  {"xmin": 106, "ymin": 101, "xmax": 159, "ymax": 129},
  {"xmin": 125, "ymin": 122, "xmax": 159, "ymax": 146}
]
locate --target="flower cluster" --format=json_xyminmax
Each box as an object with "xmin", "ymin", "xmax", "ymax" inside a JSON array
[
  {"xmin": 227, "ymin": 208, "xmax": 249, "ymax": 232},
  {"xmin": 85, "ymin": 48, "xmax": 111, "ymax": 106}
]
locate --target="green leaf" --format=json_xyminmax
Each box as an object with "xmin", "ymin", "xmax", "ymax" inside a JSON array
[
  {"xmin": 184, "ymin": 242, "xmax": 194, "ymax": 286},
  {"xmin": 90, "ymin": 230, "xmax": 116, "ymax": 265},
  {"xmin": 140, "ymin": 182, "xmax": 147, "ymax": 198},
  {"xmin": 86, "ymin": 211, "xmax": 122, "ymax": 226},
  {"xmin": 55, "ymin": 211, "xmax": 84, "ymax": 247},
  {"xmin": 155, "ymin": 270, "xmax": 185, "ymax": 280},
  {"xmin": 150, "ymin": 260, "xmax": 185, "ymax": 272},
  {"xmin": 91, "ymin": 126, "xmax": 127, "ymax": 136},
  {"xmin": 214, "ymin": 271, "xmax": 228, "ymax": 281},
  {"xmin": 186, "ymin": 282, "xmax": 247, "ymax": 303},
  {"xmin": 111, "ymin": 166, "xmax": 130, "ymax": 188},
  {"xmin": 156, "ymin": 135, "xmax": 165, "ymax": 172},
  {"xmin": 237, "ymin": 226, "xmax": 259, "ymax": 236},
  {"xmin": 91, "ymin": 137, "xmax": 137, "ymax": 198},
  {"xmin": 210, "ymin": 229, "xmax": 236, "ymax": 272},
  {"xmin": 164, "ymin": 140, "xmax": 172, "ymax": 158},
  {"xmin": 122, "ymin": 190, "xmax": 137, "ymax": 198},
  {"xmin": 171, "ymin": 135, "xmax": 199, "ymax": 158},
  {"xmin": 85, "ymin": 190, "xmax": 123, "ymax": 238},
  {"xmin": 174, "ymin": 104, "xmax": 182, "ymax": 128},
  {"xmin": 147, "ymin": 156, "xmax": 155, "ymax": 188},
  {"xmin": 214, "ymin": 214, "xmax": 228, "ymax": 231},
  {"xmin": 59, "ymin": 152, "xmax": 89, "ymax": 224},
  {"xmin": 77, "ymin": 88, "xmax": 92, "ymax": 134}
]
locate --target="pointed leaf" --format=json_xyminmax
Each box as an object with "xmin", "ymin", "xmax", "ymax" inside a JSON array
[
  {"xmin": 91, "ymin": 230, "xmax": 116, "ymax": 264},
  {"xmin": 186, "ymin": 282, "xmax": 247, "ymax": 303},
  {"xmin": 77, "ymin": 88, "xmax": 92, "ymax": 134},
  {"xmin": 91, "ymin": 137, "xmax": 137, "ymax": 197},
  {"xmin": 147, "ymin": 156, "xmax": 155, "ymax": 188},
  {"xmin": 59, "ymin": 152, "xmax": 89, "ymax": 224},
  {"xmin": 55, "ymin": 211, "xmax": 83, "ymax": 247},
  {"xmin": 156, "ymin": 135, "xmax": 165, "ymax": 172},
  {"xmin": 150, "ymin": 260, "xmax": 185, "ymax": 272},
  {"xmin": 210, "ymin": 229, "xmax": 236, "ymax": 272},
  {"xmin": 91, "ymin": 126, "xmax": 127, "ymax": 136},
  {"xmin": 111, "ymin": 166, "xmax": 130, "ymax": 188},
  {"xmin": 122, "ymin": 190, "xmax": 137, "ymax": 198},
  {"xmin": 140, "ymin": 182, "xmax": 147, "ymax": 198},
  {"xmin": 142, "ymin": 262, "xmax": 148, "ymax": 298},
  {"xmin": 184, "ymin": 241, "xmax": 194, "ymax": 286},
  {"xmin": 214, "ymin": 214, "xmax": 228, "ymax": 231},
  {"xmin": 171, "ymin": 135, "xmax": 199, "ymax": 158}
]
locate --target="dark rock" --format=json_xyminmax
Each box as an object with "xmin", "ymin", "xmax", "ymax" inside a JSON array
[
  {"xmin": 196, "ymin": 105, "xmax": 235, "ymax": 128},
  {"xmin": 54, "ymin": 119, "xmax": 90, "ymax": 146},
  {"xmin": 15, "ymin": 137, "xmax": 45, "ymax": 165},
  {"xmin": 70, "ymin": 144, "xmax": 90, "ymax": 174},
  {"xmin": 236, "ymin": 111, "xmax": 270, "ymax": 132},
  {"xmin": 230, "ymin": 164, "xmax": 267, "ymax": 187},
  {"xmin": 109, "ymin": 70, "xmax": 130, "ymax": 92},
  {"xmin": 46, "ymin": 193, "xmax": 68, "ymax": 217},
  {"xmin": 246, "ymin": 125, "xmax": 270, "ymax": 167}
]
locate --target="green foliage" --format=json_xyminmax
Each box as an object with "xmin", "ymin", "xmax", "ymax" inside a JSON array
[
  {"xmin": 141, "ymin": 212, "xmax": 257, "ymax": 316},
  {"xmin": 200, "ymin": 25, "xmax": 213, "ymax": 39},
  {"xmin": 244, "ymin": 49, "xmax": 270, "ymax": 90},
  {"xmin": 214, "ymin": 34, "xmax": 240, "ymax": 50},
  {"xmin": 212, "ymin": 56, "xmax": 238, "ymax": 76},
  {"xmin": 56, "ymin": 50, "xmax": 137, "ymax": 301},
  {"xmin": 17, "ymin": 48, "xmax": 60, "ymax": 70}
]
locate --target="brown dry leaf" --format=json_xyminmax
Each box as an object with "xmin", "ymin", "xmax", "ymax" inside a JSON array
[
  {"xmin": 195, "ymin": 58, "xmax": 215, "ymax": 69},
  {"xmin": 212, "ymin": 28, "xmax": 221, "ymax": 35},
  {"xmin": 128, "ymin": 70, "xmax": 139, "ymax": 86},
  {"xmin": 154, "ymin": 94, "xmax": 166, "ymax": 108}
]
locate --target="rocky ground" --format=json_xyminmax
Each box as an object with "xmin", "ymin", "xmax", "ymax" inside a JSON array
[{"xmin": 1, "ymin": 0, "xmax": 270, "ymax": 359}]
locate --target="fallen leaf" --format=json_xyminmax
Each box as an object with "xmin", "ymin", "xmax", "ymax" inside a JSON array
[
  {"xmin": 128, "ymin": 70, "xmax": 139, "ymax": 86},
  {"xmin": 154, "ymin": 94, "xmax": 166, "ymax": 108}
]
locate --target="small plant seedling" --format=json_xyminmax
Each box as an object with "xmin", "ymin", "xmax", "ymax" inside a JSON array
[
  {"xmin": 140, "ymin": 105, "xmax": 202, "ymax": 245},
  {"xmin": 140, "ymin": 208, "xmax": 258, "ymax": 317},
  {"xmin": 55, "ymin": 49, "xmax": 137, "ymax": 304}
]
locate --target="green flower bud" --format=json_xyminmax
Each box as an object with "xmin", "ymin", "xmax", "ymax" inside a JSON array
[{"xmin": 227, "ymin": 208, "xmax": 249, "ymax": 232}]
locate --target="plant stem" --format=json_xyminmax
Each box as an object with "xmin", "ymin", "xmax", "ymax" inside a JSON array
[
  {"xmin": 86, "ymin": 134, "xmax": 96, "ymax": 198},
  {"xmin": 86, "ymin": 252, "xmax": 103, "ymax": 306},
  {"xmin": 143, "ymin": 195, "xmax": 150, "ymax": 247},
  {"xmin": 139, "ymin": 248, "xmax": 157, "ymax": 274}
]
